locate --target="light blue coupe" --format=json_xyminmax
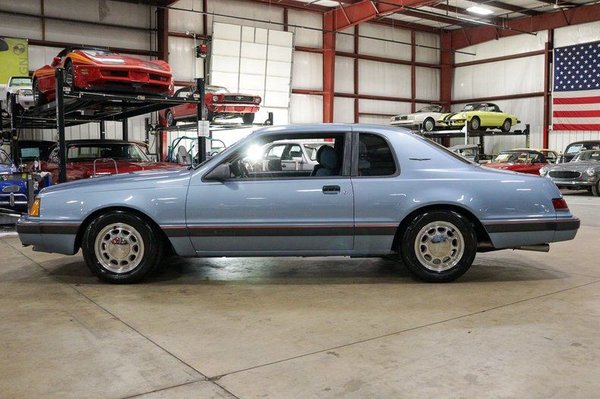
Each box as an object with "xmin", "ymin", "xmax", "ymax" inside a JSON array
[{"xmin": 17, "ymin": 124, "xmax": 580, "ymax": 283}]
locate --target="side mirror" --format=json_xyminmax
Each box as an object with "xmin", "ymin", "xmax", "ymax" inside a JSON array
[
  {"xmin": 204, "ymin": 163, "xmax": 231, "ymax": 181},
  {"xmin": 51, "ymin": 56, "xmax": 61, "ymax": 66}
]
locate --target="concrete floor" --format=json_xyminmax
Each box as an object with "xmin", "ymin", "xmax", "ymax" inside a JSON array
[{"xmin": 1, "ymin": 192, "xmax": 599, "ymax": 399}]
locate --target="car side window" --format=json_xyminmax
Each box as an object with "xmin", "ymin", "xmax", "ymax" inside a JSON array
[
  {"xmin": 266, "ymin": 145, "xmax": 286, "ymax": 159},
  {"xmin": 357, "ymin": 134, "xmax": 397, "ymax": 176},
  {"xmin": 284, "ymin": 145, "xmax": 303, "ymax": 160}
]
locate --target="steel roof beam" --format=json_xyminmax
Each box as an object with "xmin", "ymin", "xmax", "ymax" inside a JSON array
[{"xmin": 451, "ymin": 3, "xmax": 600, "ymax": 49}]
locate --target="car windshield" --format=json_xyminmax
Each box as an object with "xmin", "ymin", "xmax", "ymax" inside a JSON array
[
  {"xmin": 206, "ymin": 86, "xmax": 230, "ymax": 94},
  {"xmin": 461, "ymin": 104, "xmax": 476, "ymax": 111},
  {"xmin": 493, "ymin": 152, "xmax": 524, "ymax": 163},
  {"xmin": 82, "ymin": 49, "xmax": 115, "ymax": 57},
  {"xmin": 417, "ymin": 105, "xmax": 441, "ymax": 113},
  {"xmin": 66, "ymin": 143, "xmax": 150, "ymax": 162},
  {"xmin": 573, "ymin": 150, "xmax": 600, "ymax": 162},
  {"xmin": 566, "ymin": 142, "xmax": 600, "ymax": 155},
  {"xmin": 10, "ymin": 77, "xmax": 31, "ymax": 86}
]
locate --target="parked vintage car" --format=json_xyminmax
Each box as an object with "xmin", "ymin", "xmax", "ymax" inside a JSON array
[
  {"xmin": 438, "ymin": 103, "xmax": 520, "ymax": 132},
  {"xmin": 390, "ymin": 105, "xmax": 445, "ymax": 132},
  {"xmin": 557, "ymin": 140, "xmax": 600, "ymax": 163},
  {"xmin": 541, "ymin": 150, "xmax": 600, "ymax": 196},
  {"xmin": 1, "ymin": 76, "xmax": 34, "ymax": 113},
  {"xmin": 17, "ymin": 124, "xmax": 579, "ymax": 284},
  {"xmin": 40, "ymin": 140, "xmax": 179, "ymax": 183},
  {"xmin": 247, "ymin": 140, "xmax": 333, "ymax": 174},
  {"xmin": 448, "ymin": 144, "xmax": 480, "ymax": 162},
  {"xmin": 32, "ymin": 47, "xmax": 174, "ymax": 105},
  {"xmin": 484, "ymin": 149, "xmax": 551, "ymax": 175},
  {"xmin": 159, "ymin": 85, "xmax": 261, "ymax": 126},
  {"xmin": 0, "ymin": 149, "xmax": 32, "ymax": 212}
]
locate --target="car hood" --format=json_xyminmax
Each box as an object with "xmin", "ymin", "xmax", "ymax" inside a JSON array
[
  {"xmin": 79, "ymin": 51, "xmax": 169, "ymax": 71},
  {"xmin": 550, "ymin": 161, "xmax": 600, "ymax": 171},
  {"xmin": 484, "ymin": 162, "xmax": 516, "ymax": 170},
  {"xmin": 40, "ymin": 167, "xmax": 191, "ymax": 196}
]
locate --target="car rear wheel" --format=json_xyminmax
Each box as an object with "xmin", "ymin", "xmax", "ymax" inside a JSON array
[
  {"xmin": 468, "ymin": 117, "xmax": 481, "ymax": 131},
  {"xmin": 33, "ymin": 79, "xmax": 46, "ymax": 106},
  {"xmin": 501, "ymin": 119, "xmax": 512, "ymax": 132},
  {"xmin": 82, "ymin": 211, "xmax": 163, "ymax": 283},
  {"xmin": 592, "ymin": 181, "xmax": 600, "ymax": 197},
  {"xmin": 165, "ymin": 109, "xmax": 175, "ymax": 126},
  {"xmin": 399, "ymin": 211, "xmax": 477, "ymax": 283},
  {"xmin": 242, "ymin": 113, "xmax": 255, "ymax": 125},
  {"xmin": 63, "ymin": 61, "xmax": 75, "ymax": 91},
  {"xmin": 423, "ymin": 117, "xmax": 435, "ymax": 132}
]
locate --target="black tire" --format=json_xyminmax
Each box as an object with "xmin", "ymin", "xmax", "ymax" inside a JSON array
[
  {"xmin": 592, "ymin": 180, "xmax": 600, "ymax": 197},
  {"xmin": 501, "ymin": 119, "xmax": 511, "ymax": 133},
  {"xmin": 468, "ymin": 116, "xmax": 481, "ymax": 131},
  {"xmin": 33, "ymin": 79, "xmax": 46, "ymax": 106},
  {"xmin": 81, "ymin": 210, "xmax": 163, "ymax": 284},
  {"xmin": 423, "ymin": 117, "xmax": 435, "ymax": 132},
  {"xmin": 63, "ymin": 60, "xmax": 75, "ymax": 91},
  {"xmin": 399, "ymin": 211, "xmax": 477, "ymax": 283},
  {"xmin": 242, "ymin": 113, "xmax": 255, "ymax": 125},
  {"xmin": 165, "ymin": 109, "xmax": 175, "ymax": 126}
]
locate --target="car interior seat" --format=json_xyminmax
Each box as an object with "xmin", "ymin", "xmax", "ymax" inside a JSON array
[{"xmin": 311, "ymin": 145, "xmax": 339, "ymax": 176}]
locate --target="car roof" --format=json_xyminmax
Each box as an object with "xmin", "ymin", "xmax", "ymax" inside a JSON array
[
  {"xmin": 501, "ymin": 149, "xmax": 543, "ymax": 154},
  {"xmin": 512, "ymin": 148, "xmax": 556, "ymax": 152},
  {"xmin": 255, "ymin": 123, "xmax": 412, "ymax": 135}
]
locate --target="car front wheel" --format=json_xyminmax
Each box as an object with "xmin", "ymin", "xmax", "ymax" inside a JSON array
[
  {"xmin": 82, "ymin": 211, "xmax": 163, "ymax": 283},
  {"xmin": 400, "ymin": 211, "xmax": 477, "ymax": 283},
  {"xmin": 501, "ymin": 119, "xmax": 512, "ymax": 132},
  {"xmin": 592, "ymin": 180, "xmax": 600, "ymax": 197}
]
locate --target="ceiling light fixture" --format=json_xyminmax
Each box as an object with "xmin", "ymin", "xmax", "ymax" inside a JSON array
[{"xmin": 466, "ymin": 6, "xmax": 494, "ymax": 15}]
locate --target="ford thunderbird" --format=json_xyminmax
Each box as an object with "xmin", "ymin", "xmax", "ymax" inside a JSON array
[{"xmin": 17, "ymin": 124, "xmax": 579, "ymax": 284}]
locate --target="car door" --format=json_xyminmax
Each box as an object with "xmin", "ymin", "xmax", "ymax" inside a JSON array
[{"xmin": 185, "ymin": 131, "xmax": 354, "ymax": 255}]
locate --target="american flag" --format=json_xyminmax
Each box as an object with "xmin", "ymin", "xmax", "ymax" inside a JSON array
[{"xmin": 552, "ymin": 40, "xmax": 600, "ymax": 131}]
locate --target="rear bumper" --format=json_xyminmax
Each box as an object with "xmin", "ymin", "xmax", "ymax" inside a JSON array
[
  {"xmin": 73, "ymin": 65, "xmax": 173, "ymax": 95},
  {"xmin": 211, "ymin": 104, "xmax": 260, "ymax": 114},
  {"xmin": 16, "ymin": 216, "xmax": 79, "ymax": 255},
  {"xmin": 482, "ymin": 217, "xmax": 580, "ymax": 249}
]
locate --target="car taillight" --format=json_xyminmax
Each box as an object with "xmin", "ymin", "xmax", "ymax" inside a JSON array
[
  {"xmin": 552, "ymin": 198, "xmax": 569, "ymax": 211},
  {"xmin": 254, "ymin": 97, "xmax": 261, "ymax": 104}
]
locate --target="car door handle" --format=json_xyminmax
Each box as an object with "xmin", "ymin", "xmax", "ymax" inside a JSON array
[{"xmin": 322, "ymin": 185, "xmax": 341, "ymax": 194}]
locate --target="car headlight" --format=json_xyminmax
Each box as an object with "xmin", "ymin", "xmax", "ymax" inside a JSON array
[
  {"xmin": 539, "ymin": 167, "xmax": 548, "ymax": 176},
  {"xmin": 29, "ymin": 197, "xmax": 40, "ymax": 217},
  {"xmin": 586, "ymin": 167, "xmax": 597, "ymax": 177}
]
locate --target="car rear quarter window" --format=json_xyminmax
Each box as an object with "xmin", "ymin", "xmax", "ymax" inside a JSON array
[{"xmin": 357, "ymin": 134, "xmax": 397, "ymax": 176}]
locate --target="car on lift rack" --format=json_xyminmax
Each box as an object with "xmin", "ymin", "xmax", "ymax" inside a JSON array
[
  {"xmin": 40, "ymin": 139, "xmax": 180, "ymax": 183},
  {"xmin": 158, "ymin": 85, "xmax": 261, "ymax": 126},
  {"xmin": 390, "ymin": 104, "xmax": 445, "ymax": 132},
  {"xmin": 483, "ymin": 149, "xmax": 551, "ymax": 175},
  {"xmin": 32, "ymin": 47, "xmax": 174, "ymax": 106},
  {"xmin": 1, "ymin": 76, "xmax": 35, "ymax": 113},
  {"xmin": 438, "ymin": 103, "xmax": 520, "ymax": 132},
  {"xmin": 16, "ymin": 124, "xmax": 579, "ymax": 284}
]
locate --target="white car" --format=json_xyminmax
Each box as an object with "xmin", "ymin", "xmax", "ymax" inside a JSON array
[
  {"xmin": 390, "ymin": 104, "xmax": 444, "ymax": 132},
  {"xmin": 247, "ymin": 140, "xmax": 334, "ymax": 174},
  {"xmin": 1, "ymin": 76, "xmax": 34, "ymax": 114}
]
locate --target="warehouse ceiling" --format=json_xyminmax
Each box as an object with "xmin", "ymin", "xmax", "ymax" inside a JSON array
[{"xmin": 284, "ymin": 0, "xmax": 600, "ymax": 30}]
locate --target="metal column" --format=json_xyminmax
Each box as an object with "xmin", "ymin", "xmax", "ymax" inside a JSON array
[
  {"xmin": 196, "ymin": 77, "xmax": 206, "ymax": 163},
  {"xmin": 55, "ymin": 68, "xmax": 67, "ymax": 183},
  {"xmin": 122, "ymin": 119, "xmax": 128, "ymax": 141},
  {"xmin": 100, "ymin": 121, "xmax": 106, "ymax": 140}
]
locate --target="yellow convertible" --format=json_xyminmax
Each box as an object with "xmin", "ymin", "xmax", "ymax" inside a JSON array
[{"xmin": 438, "ymin": 103, "xmax": 520, "ymax": 132}]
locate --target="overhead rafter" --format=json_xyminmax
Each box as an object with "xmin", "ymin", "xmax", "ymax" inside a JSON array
[
  {"xmin": 325, "ymin": 0, "xmax": 439, "ymax": 32},
  {"xmin": 451, "ymin": 2, "xmax": 600, "ymax": 49},
  {"xmin": 468, "ymin": 0, "xmax": 543, "ymax": 17}
]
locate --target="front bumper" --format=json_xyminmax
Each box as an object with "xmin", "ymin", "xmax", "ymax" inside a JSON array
[{"xmin": 16, "ymin": 216, "xmax": 80, "ymax": 255}]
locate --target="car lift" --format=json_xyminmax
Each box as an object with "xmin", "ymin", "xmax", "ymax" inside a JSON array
[
  {"xmin": 414, "ymin": 123, "xmax": 531, "ymax": 156},
  {"xmin": 0, "ymin": 70, "xmax": 208, "ymax": 183}
]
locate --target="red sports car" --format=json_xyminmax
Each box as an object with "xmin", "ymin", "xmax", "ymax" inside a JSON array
[
  {"xmin": 39, "ymin": 140, "xmax": 180, "ymax": 183},
  {"xmin": 159, "ymin": 85, "xmax": 261, "ymax": 126},
  {"xmin": 483, "ymin": 149, "xmax": 550, "ymax": 175},
  {"xmin": 32, "ymin": 47, "xmax": 174, "ymax": 105}
]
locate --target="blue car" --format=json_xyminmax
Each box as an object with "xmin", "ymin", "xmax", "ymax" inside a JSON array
[
  {"xmin": 0, "ymin": 148, "xmax": 28, "ymax": 211},
  {"xmin": 17, "ymin": 124, "xmax": 580, "ymax": 283}
]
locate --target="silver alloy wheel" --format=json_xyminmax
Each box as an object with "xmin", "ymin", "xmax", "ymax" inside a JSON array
[
  {"xmin": 94, "ymin": 223, "xmax": 145, "ymax": 274},
  {"xmin": 414, "ymin": 221, "xmax": 465, "ymax": 272},
  {"xmin": 471, "ymin": 117, "xmax": 480, "ymax": 130},
  {"xmin": 424, "ymin": 118, "xmax": 434, "ymax": 132}
]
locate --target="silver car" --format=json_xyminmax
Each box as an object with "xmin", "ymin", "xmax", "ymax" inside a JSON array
[
  {"xmin": 17, "ymin": 124, "xmax": 579, "ymax": 284},
  {"xmin": 541, "ymin": 150, "xmax": 600, "ymax": 196}
]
